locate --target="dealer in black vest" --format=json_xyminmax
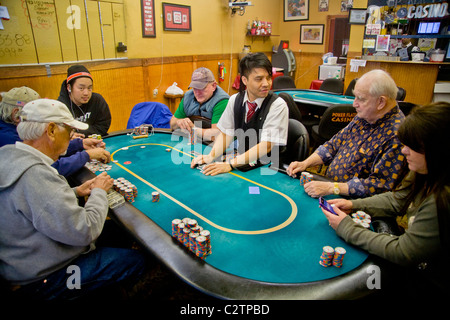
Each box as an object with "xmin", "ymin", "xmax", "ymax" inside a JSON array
[{"xmin": 191, "ymin": 52, "xmax": 288, "ymax": 176}]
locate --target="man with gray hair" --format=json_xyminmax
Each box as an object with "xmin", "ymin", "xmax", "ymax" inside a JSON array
[
  {"xmin": 287, "ymin": 69, "xmax": 407, "ymax": 198},
  {"xmin": 0, "ymin": 86, "xmax": 111, "ymax": 177},
  {"xmin": 0, "ymin": 99, "xmax": 145, "ymax": 299}
]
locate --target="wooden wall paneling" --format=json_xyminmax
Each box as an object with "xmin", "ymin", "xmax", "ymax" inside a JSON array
[
  {"xmin": 294, "ymin": 52, "xmax": 323, "ymax": 89},
  {"xmin": 347, "ymin": 60, "xmax": 439, "ymax": 105},
  {"xmin": 0, "ymin": 0, "xmax": 38, "ymax": 64},
  {"xmin": 27, "ymin": 0, "xmax": 62, "ymax": 63},
  {"xmin": 86, "ymin": 1, "xmax": 104, "ymax": 60},
  {"xmin": 99, "ymin": 2, "xmax": 115, "ymax": 59},
  {"xmin": 71, "ymin": 0, "xmax": 92, "ymax": 61},
  {"xmin": 55, "ymin": 0, "xmax": 77, "ymax": 62},
  {"xmin": 91, "ymin": 66, "xmax": 147, "ymax": 132},
  {"xmin": 112, "ymin": 3, "xmax": 127, "ymax": 59}
]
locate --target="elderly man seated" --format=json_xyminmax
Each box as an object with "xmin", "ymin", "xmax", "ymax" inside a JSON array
[
  {"xmin": 0, "ymin": 99, "xmax": 145, "ymax": 300},
  {"xmin": 0, "ymin": 86, "xmax": 111, "ymax": 177},
  {"xmin": 287, "ymin": 69, "xmax": 407, "ymax": 198}
]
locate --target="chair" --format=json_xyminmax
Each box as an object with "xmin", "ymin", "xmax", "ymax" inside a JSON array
[
  {"xmin": 311, "ymin": 104, "xmax": 356, "ymax": 148},
  {"xmin": 344, "ymin": 78, "xmax": 357, "ymax": 96},
  {"xmin": 398, "ymin": 101, "xmax": 416, "ymax": 116},
  {"xmin": 396, "ymin": 87, "xmax": 406, "ymax": 101},
  {"xmin": 127, "ymin": 102, "xmax": 173, "ymax": 129},
  {"xmin": 275, "ymin": 119, "xmax": 310, "ymax": 170},
  {"xmin": 273, "ymin": 76, "xmax": 296, "ymax": 89},
  {"xmin": 277, "ymin": 92, "xmax": 302, "ymax": 123},
  {"xmin": 319, "ymin": 79, "xmax": 344, "ymax": 95}
]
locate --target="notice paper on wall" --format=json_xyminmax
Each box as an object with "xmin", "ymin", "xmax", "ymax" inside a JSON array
[{"xmin": 350, "ymin": 59, "xmax": 367, "ymax": 72}]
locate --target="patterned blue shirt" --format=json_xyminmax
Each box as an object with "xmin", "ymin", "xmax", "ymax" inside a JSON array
[{"xmin": 316, "ymin": 105, "xmax": 406, "ymax": 198}]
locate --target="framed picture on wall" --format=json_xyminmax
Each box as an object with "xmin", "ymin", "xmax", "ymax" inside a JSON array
[
  {"xmin": 349, "ymin": 8, "xmax": 367, "ymax": 25},
  {"xmin": 162, "ymin": 3, "xmax": 191, "ymax": 31},
  {"xmin": 284, "ymin": 0, "xmax": 309, "ymax": 21},
  {"xmin": 300, "ymin": 24, "xmax": 324, "ymax": 44},
  {"xmin": 141, "ymin": 0, "xmax": 156, "ymax": 37}
]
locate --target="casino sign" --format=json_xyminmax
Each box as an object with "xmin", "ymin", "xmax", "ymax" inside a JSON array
[{"xmin": 406, "ymin": 2, "xmax": 449, "ymax": 18}]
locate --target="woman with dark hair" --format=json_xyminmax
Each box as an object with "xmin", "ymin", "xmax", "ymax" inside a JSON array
[
  {"xmin": 58, "ymin": 65, "xmax": 111, "ymax": 137},
  {"xmin": 321, "ymin": 102, "xmax": 450, "ymax": 294}
]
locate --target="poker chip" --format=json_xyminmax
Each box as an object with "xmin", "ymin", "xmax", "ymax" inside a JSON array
[
  {"xmin": 166, "ymin": 148, "xmax": 171, "ymax": 152},
  {"xmin": 140, "ymin": 146, "xmax": 146, "ymax": 149},
  {"xmin": 121, "ymin": 147, "xmax": 129, "ymax": 150},
  {"xmin": 351, "ymin": 211, "xmax": 371, "ymax": 228},
  {"xmin": 124, "ymin": 161, "xmax": 132, "ymax": 165},
  {"xmin": 171, "ymin": 217, "xmax": 212, "ymax": 259},
  {"xmin": 85, "ymin": 159, "xmax": 113, "ymax": 173}
]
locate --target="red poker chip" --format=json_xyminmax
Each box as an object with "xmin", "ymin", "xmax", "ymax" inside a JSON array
[{"xmin": 124, "ymin": 161, "xmax": 132, "ymax": 164}]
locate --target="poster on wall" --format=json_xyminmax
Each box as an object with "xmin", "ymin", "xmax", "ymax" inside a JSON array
[
  {"xmin": 376, "ymin": 35, "xmax": 390, "ymax": 51},
  {"xmin": 141, "ymin": 0, "xmax": 156, "ymax": 37},
  {"xmin": 162, "ymin": 3, "xmax": 192, "ymax": 31},
  {"xmin": 284, "ymin": 0, "xmax": 309, "ymax": 21}
]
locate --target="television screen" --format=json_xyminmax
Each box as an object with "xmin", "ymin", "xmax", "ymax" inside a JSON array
[{"xmin": 418, "ymin": 22, "xmax": 440, "ymax": 34}]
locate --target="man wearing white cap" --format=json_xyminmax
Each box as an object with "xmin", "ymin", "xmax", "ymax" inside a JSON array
[
  {"xmin": 0, "ymin": 86, "xmax": 111, "ymax": 177},
  {"xmin": 0, "ymin": 99, "xmax": 145, "ymax": 300},
  {"xmin": 170, "ymin": 67, "xmax": 229, "ymax": 141}
]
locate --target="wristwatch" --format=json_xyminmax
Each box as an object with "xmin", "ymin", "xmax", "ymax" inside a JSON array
[{"xmin": 333, "ymin": 182, "xmax": 340, "ymax": 195}]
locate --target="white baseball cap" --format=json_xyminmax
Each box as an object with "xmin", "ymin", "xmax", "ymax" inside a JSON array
[{"xmin": 20, "ymin": 98, "xmax": 89, "ymax": 130}]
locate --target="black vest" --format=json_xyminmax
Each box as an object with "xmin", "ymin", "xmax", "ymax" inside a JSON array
[{"xmin": 232, "ymin": 91, "xmax": 278, "ymax": 171}]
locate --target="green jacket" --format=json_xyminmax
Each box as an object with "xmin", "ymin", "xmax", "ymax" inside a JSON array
[{"xmin": 337, "ymin": 174, "xmax": 443, "ymax": 269}]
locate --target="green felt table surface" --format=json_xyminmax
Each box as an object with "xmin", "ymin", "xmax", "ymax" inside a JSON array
[
  {"xmin": 99, "ymin": 131, "xmax": 368, "ymax": 284},
  {"xmin": 274, "ymin": 89, "xmax": 355, "ymax": 106}
]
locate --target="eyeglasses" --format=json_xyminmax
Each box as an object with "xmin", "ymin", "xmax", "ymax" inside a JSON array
[{"xmin": 56, "ymin": 123, "xmax": 76, "ymax": 139}]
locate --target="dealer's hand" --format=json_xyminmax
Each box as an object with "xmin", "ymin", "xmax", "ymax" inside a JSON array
[
  {"xmin": 201, "ymin": 162, "xmax": 232, "ymax": 176},
  {"xmin": 191, "ymin": 154, "xmax": 212, "ymax": 169},
  {"xmin": 304, "ymin": 181, "xmax": 333, "ymax": 198}
]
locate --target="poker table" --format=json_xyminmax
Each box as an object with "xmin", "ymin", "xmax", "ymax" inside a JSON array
[
  {"xmin": 74, "ymin": 129, "xmax": 391, "ymax": 300},
  {"xmin": 273, "ymin": 89, "xmax": 355, "ymax": 116}
]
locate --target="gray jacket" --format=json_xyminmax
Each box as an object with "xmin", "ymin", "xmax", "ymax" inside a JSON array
[{"xmin": 0, "ymin": 143, "xmax": 108, "ymax": 285}]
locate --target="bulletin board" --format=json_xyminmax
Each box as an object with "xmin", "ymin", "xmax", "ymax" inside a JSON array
[{"xmin": 0, "ymin": 0, "xmax": 126, "ymax": 65}]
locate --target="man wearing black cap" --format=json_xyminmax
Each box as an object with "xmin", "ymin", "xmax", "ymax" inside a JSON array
[
  {"xmin": 58, "ymin": 65, "xmax": 112, "ymax": 137},
  {"xmin": 170, "ymin": 67, "xmax": 229, "ymax": 141}
]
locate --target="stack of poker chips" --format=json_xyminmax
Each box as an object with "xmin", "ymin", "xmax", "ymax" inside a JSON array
[
  {"xmin": 319, "ymin": 246, "xmax": 346, "ymax": 268},
  {"xmin": 351, "ymin": 211, "xmax": 371, "ymax": 229},
  {"xmin": 152, "ymin": 191, "xmax": 160, "ymax": 202},
  {"xmin": 188, "ymin": 128, "xmax": 197, "ymax": 145},
  {"xmin": 113, "ymin": 177, "xmax": 138, "ymax": 203},
  {"xmin": 85, "ymin": 159, "xmax": 112, "ymax": 173},
  {"xmin": 299, "ymin": 172, "xmax": 313, "ymax": 186},
  {"xmin": 332, "ymin": 247, "xmax": 346, "ymax": 268},
  {"xmin": 171, "ymin": 218, "xmax": 212, "ymax": 259}
]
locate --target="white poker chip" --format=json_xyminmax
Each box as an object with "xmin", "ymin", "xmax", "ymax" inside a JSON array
[
  {"xmin": 113, "ymin": 160, "xmax": 118, "ymax": 163},
  {"xmin": 141, "ymin": 146, "xmax": 146, "ymax": 148},
  {"xmin": 121, "ymin": 147, "xmax": 129, "ymax": 150}
]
